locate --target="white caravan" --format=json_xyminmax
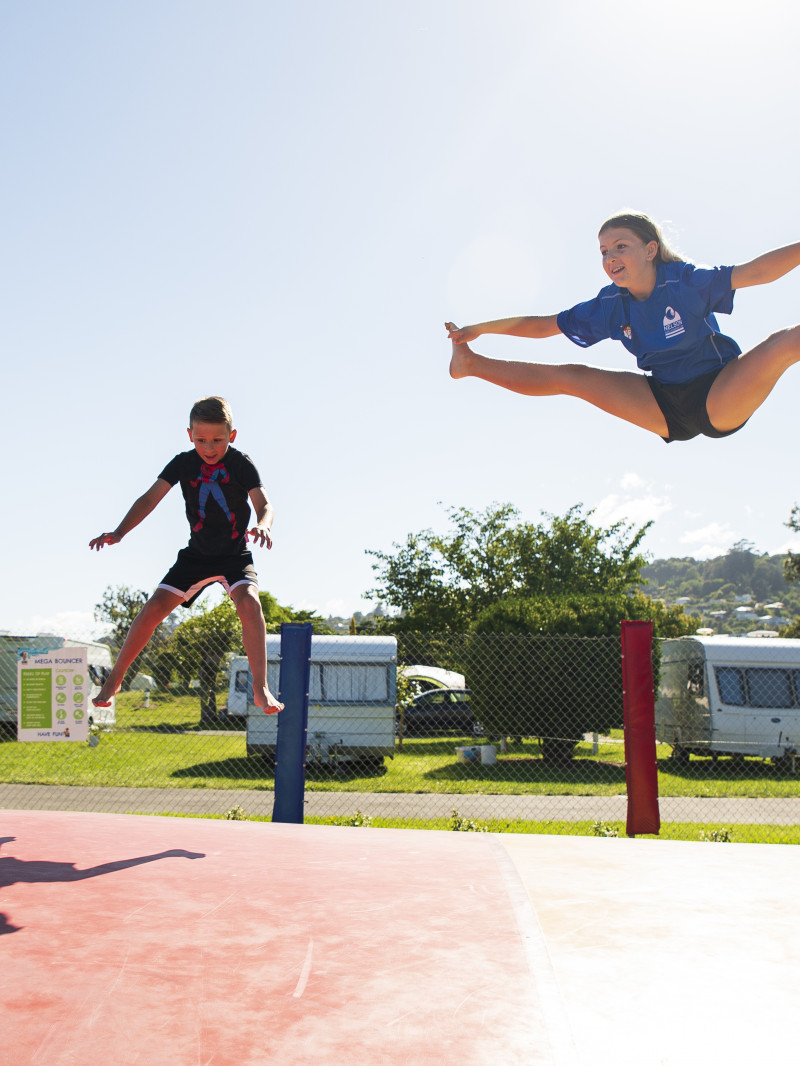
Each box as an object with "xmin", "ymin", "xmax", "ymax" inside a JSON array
[
  {"xmin": 656, "ymin": 635, "xmax": 800, "ymax": 762},
  {"xmin": 232, "ymin": 634, "xmax": 396, "ymax": 769},
  {"xmin": 0, "ymin": 635, "xmax": 116, "ymax": 727}
]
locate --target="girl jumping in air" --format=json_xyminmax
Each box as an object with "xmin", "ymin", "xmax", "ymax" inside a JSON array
[{"xmin": 447, "ymin": 211, "xmax": 800, "ymax": 443}]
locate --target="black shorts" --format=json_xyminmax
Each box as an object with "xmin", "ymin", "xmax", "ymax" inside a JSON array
[
  {"xmin": 646, "ymin": 368, "xmax": 749, "ymax": 444},
  {"xmin": 158, "ymin": 548, "xmax": 258, "ymax": 608}
]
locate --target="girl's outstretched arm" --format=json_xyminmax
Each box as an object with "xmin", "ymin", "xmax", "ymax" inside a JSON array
[
  {"xmin": 732, "ymin": 241, "xmax": 800, "ymax": 289},
  {"xmin": 446, "ymin": 316, "xmax": 561, "ymax": 344}
]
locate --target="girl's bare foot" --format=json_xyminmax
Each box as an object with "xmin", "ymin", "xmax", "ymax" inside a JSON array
[
  {"xmin": 445, "ymin": 321, "xmax": 475, "ymax": 379},
  {"xmin": 253, "ymin": 686, "xmax": 284, "ymax": 714},
  {"xmin": 449, "ymin": 337, "xmax": 475, "ymax": 379}
]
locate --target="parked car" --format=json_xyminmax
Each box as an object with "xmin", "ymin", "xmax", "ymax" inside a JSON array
[
  {"xmin": 398, "ymin": 688, "xmax": 483, "ymax": 737},
  {"xmin": 398, "ymin": 665, "xmax": 466, "ymax": 693}
]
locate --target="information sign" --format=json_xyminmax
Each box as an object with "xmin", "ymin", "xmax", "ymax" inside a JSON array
[{"xmin": 17, "ymin": 647, "xmax": 89, "ymax": 742}]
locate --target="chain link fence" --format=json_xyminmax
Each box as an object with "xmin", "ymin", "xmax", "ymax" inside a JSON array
[{"xmin": 2, "ymin": 622, "xmax": 800, "ymax": 842}]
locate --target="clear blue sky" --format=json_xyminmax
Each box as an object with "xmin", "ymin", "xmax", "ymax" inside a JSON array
[{"xmin": 3, "ymin": 0, "xmax": 800, "ymax": 638}]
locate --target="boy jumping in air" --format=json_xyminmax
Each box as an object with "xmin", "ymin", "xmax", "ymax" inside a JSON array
[{"xmin": 89, "ymin": 396, "xmax": 283, "ymax": 713}]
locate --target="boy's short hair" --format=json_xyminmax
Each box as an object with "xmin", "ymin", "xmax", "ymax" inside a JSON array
[{"xmin": 189, "ymin": 396, "xmax": 234, "ymax": 429}]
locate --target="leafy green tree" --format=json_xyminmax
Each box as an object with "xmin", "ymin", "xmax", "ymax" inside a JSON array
[
  {"xmin": 394, "ymin": 669, "xmax": 422, "ymax": 749},
  {"xmin": 466, "ymin": 592, "xmax": 694, "ymax": 763},
  {"xmin": 259, "ymin": 591, "xmax": 334, "ymax": 634},
  {"xmin": 168, "ymin": 599, "xmax": 244, "ymax": 724},
  {"xmin": 150, "ymin": 647, "xmax": 187, "ymax": 691},
  {"xmin": 97, "ymin": 581, "xmax": 333, "ymax": 719},
  {"xmin": 785, "ymin": 506, "xmax": 800, "ymax": 583},
  {"xmin": 145, "ymin": 590, "xmax": 333, "ymax": 718},
  {"xmin": 475, "ymin": 591, "xmax": 694, "ymax": 639},
  {"xmin": 366, "ymin": 503, "xmax": 651, "ymax": 632},
  {"xmin": 700, "ymin": 578, "xmax": 725, "ymax": 597},
  {"xmin": 259, "ymin": 591, "xmax": 296, "ymax": 632},
  {"xmin": 348, "ymin": 606, "xmax": 393, "ymax": 635},
  {"xmin": 94, "ymin": 585, "xmax": 177, "ymax": 690},
  {"xmin": 716, "ymin": 540, "xmax": 757, "ymax": 589},
  {"xmin": 640, "ymin": 556, "xmax": 698, "ymax": 596},
  {"xmin": 288, "ymin": 608, "xmax": 335, "ymax": 633}
]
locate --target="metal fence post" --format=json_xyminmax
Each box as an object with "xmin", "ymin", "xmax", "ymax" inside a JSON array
[{"xmin": 272, "ymin": 623, "xmax": 313, "ymax": 824}]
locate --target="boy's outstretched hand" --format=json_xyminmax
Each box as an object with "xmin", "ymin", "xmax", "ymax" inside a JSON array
[
  {"xmin": 246, "ymin": 527, "xmax": 273, "ymax": 549},
  {"xmin": 89, "ymin": 532, "xmax": 122, "ymax": 551}
]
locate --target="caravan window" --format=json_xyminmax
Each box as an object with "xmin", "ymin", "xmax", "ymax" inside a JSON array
[
  {"xmin": 236, "ymin": 664, "xmax": 281, "ymax": 695},
  {"xmin": 747, "ymin": 668, "xmax": 794, "ymax": 708},
  {"xmin": 309, "ymin": 664, "xmax": 391, "ymax": 702},
  {"xmin": 715, "ymin": 667, "xmax": 745, "ymax": 706},
  {"xmin": 88, "ymin": 664, "xmax": 110, "ymax": 686},
  {"xmin": 687, "ymin": 663, "xmax": 705, "ymax": 696},
  {"xmin": 716, "ymin": 665, "xmax": 800, "ymax": 708}
]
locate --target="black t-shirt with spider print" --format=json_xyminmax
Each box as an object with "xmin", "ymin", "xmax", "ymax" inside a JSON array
[{"xmin": 158, "ymin": 447, "xmax": 263, "ymax": 556}]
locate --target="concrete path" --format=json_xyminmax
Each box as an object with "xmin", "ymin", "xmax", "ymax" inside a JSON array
[{"xmin": 2, "ymin": 782, "xmax": 799, "ymax": 824}]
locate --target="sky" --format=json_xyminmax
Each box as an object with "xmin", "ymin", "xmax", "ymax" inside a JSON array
[{"xmin": 3, "ymin": 0, "xmax": 800, "ymax": 640}]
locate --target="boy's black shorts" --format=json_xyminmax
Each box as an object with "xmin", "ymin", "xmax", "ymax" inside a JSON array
[
  {"xmin": 158, "ymin": 548, "xmax": 258, "ymax": 608},
  {"xmin": 646, "ymin": 367, "xmax": 749, "ymax": 444}
]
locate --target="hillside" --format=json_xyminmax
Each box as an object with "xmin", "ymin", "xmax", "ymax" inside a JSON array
[{"xmin": 639, "ymin": 544, "xmax": 800, "ymax": 635}]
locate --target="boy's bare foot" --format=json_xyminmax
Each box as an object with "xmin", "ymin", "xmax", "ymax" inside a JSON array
[
  {"xmin": 253, "ymin": 686, "xmax": 284, "ymax": 715},
  {"xmin": 92, "ymin": 678, "xmax": 121, "ymax": 708}
]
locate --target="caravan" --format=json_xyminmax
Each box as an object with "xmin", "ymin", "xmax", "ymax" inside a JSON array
[
  {"xmin": 656, "ymin": 636, "xmax": 800, "ymax": 763},
  {"xmin": 231, "ymin": 634, "xmax": 397, "ymax": 769}
]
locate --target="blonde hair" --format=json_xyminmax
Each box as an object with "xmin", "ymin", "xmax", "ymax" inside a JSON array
[{"xmin": 599, "ymin": 211, "xmax": 684, "ymax": 265}]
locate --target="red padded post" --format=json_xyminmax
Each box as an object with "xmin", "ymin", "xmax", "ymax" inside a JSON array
[{"xmin": 621, "ymin": 620, "xmax": 660, "ymax": 837}]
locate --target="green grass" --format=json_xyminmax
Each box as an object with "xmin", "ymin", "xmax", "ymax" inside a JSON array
[
  {"xmin": 133, "ymin": 809, "xmax": 800, "ymax": 845},
  {"xmin": 305, "ymin": 818, "xmax": 800, "ymax": 845},
  {"xmin": 1, "ymin": 693, "xmax": 799, "ymax": 800}
]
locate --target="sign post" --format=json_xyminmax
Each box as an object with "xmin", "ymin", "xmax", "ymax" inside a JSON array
[{"xmin": 17, "ymin": 647, "xmax": 90, "ymax": 743}]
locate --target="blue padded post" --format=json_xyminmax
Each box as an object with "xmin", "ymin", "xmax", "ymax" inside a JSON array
[{"xmin": 272, "ymin": 622, "xmax": 313, "ymax": 824}]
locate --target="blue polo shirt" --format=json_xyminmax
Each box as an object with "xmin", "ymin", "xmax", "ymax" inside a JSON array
[{"xmin": 556, "ymin": 261, "xmax": 741, "ymax": 385}]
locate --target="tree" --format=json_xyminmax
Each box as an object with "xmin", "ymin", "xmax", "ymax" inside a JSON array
[
  {"xmin": 467, "ymin": 592, "xmax": 694, "ymax": 763},
  {"xmin": 366, "ymin": 503, "xmax": 651, "ymax": 631},
  {"xmin": 259, "ymin": 591, "xmax": 334, "ymax": 634},
  {"xmin": 785, "ymin": 506, "xmax": 800, "ymax": 584},
  {"xmin": 94, "ymin": 585, "xmax": 177, "ymax": 690},
  {"xmin": 348, "ymin": 605, "xmax": 393, "ymax": 635},
  {"xmin": 714, "ymin": 540, "xmax": 757, "ymax": 590},
  {"xmin": 167, "ymin": 599, "xmax": 244, "ymax": 725},
  {"xmin": 259, "ymin": 591, "xmax": 296, "ymax": 632},
  {"xmin": 146, "ymin": 589, "xmax": 333, "ymax": 719},
  {"xmin": 96, "ymin": 581, "xmax": 333, "ymax": 720}
]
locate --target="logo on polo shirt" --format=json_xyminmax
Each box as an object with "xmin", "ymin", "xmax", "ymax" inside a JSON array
[
  {"xmin": 622, "ymin": 325, "xmax": 632, "ymax": 340},
  {"xmin": 663, "ymin": 306, "xmax": 685, "ymax": 340}
]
